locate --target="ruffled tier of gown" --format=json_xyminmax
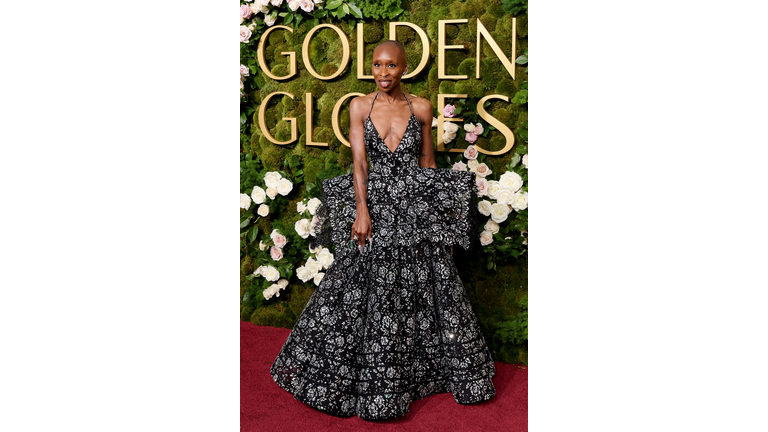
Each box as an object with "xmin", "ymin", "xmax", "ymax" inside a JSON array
[
  {"xmin": 309, "ymin": 166, "xmax": 481, "ymax": 253},
  {"xmin": 269, "ymin": 239, "xmax": 497, "ymax": 421}
]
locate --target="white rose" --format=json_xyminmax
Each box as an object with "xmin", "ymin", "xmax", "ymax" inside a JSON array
[
  {"xmin": 240, "ymin": 15, "xmax": 244, "ymax": 24},
  {"xmin": 264, "ymin": 171, "xmax": 282, "ymax": 188},
  {"xmin": 486, "ymin": 180, "xmax": 501, "ymax": 200},
  {"xmin": 264, "ymin": 14, "xmax": 277, "ymax": 26},
  {"xmin": 266, "ymin": 187, "xmax": 278, "ymax": 199},
  {"xmin": 476, "ymin": 163, "xmax": 492, "ymax": 178},
  {"xmin": 259, "ymin": 0, "xmax": 270, "ymax": 5},
  {"xmin": 249, "ymin": 3, "xmax": 266, "ymax": 14},
  {"xmin": 477, "ymin": 200, "xmax": 492, "ymax": 216},
  {"xmin": 317, "ymin": 248, "xmax": 334, "ymax": 269},
  {"xmin": 276, "ymin": 178, "xmax": 293, "ymax": 196},
  {"xmin": 484, "ymin": 219, "xmax": 500, "ymax": 234},
  {"xmin": 270, "ymin": 284, "xmax": 281, "ymax": 297},
  {"xmin": 297, "ymin": 200, "xmax": 307, "ymax": 213},
  {"xmin": 432, "ymin": 117, "xmax": 438, "ymax": 128},
  {"xmin": 313, "ymin": 272, "xmax": 325, "ymax": 286},
  {"xmin": 257, "ymin": 204, "xmax": 269, "ymax": 217},
  {"xmin": 294, "ymin": 218, "xmax": 311, "ymax": 239},
  {"xmin": 496, "ymin": 189, "xmax": 515, "ymax": 205},
  {"xmin": 442, "ymin": 131, "xmax": 456, "ymax": 144},
  {"xmin": 240, "ymin": 193, "xmax": 252, "ymax": 210},
  {"xmin": 490, "ymin": 202, "xmax": 510, "ymax": 223},
  {"xmin": 261, "ymin": 265, "xmax": 280, "ymax": 282},
  {"xmin": 296, "ymin": 265, "xmax": 313, "ymax": 283},
  {"xmin": 499, "ymin": 171, "xmax": 523, "ymax": 192},
  {"xmin": 240, "ymin": 26, "xmax": 252, "ymax": 43},
  {"xmin": 522, "ymin": 154, "xmax": 528, "ymax": 169},
  {"xmin": 467, "ymin": 159, "xmax": 479, "ymax": 172},
  {"xmin": 309, "ymin": 244, "xmax": 322, "ymax": 254},
  {"xmin": 443, "ymin": 121, "xmax": 459, "ymax": 134},
  {"xmin": 277, "ymin": 278, "xmax": 289, "ymax": 289},
  {"xmin": 288, "ymin": 0, "xmax": 300, "ymax": 10},
  {"xmin": 464, "ymin": 123, "xmax": 475, "ymax": 133},
  {"xmin": 271, "ymin": 0, "xmax": 283, "ymax": 5},
  {"xmin": 306, "ymin": 197, "xmax": 322, "ymax": 215},
  {"xmin": 251, "ymin": 186, "xmax": 266, "ymax": 204},
  {"xmin": 479, "ymin": 230, "xmax": 494, "ymax": 246},
  {"xmin": 510, "ymin": 191, "xmax": 528, "ymax": 212},
  {"xmin": 263, "ymin": 288, "xmax": 272, "ymax": 300},
  {"xmin": 259, "ymin": 241, "xmax": 266, "ymax": 251},
  {"xmin": 305, "ymin": 257, "xmax": 322, "ymax": 276},
  {"xmin": 253, "ymin": 266, "xmax": 262, "ymax": 276}
]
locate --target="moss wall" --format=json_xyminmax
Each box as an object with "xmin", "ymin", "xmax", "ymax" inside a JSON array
[{"xmin": 241, "ymin": 0, "xmax": 528, "ymax": 365}]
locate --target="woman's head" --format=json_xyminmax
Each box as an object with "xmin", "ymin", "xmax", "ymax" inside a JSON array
[{"xmin": 372, "ymin": 41, "xmax": 408, "ymax": 93}]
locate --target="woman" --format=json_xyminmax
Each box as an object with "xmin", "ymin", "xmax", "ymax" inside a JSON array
[{"xmin": 270, "ymin": 40, "xmax": 497, "ymax": 421}]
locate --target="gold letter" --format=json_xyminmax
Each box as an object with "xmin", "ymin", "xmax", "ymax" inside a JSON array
[
  {"xmin": 356, "ymin": 23, "xmax": 373, "ymax": 80},
  {"xmin": 257, "ymin": 25, "xmax": 297, "ymax": 80},
  {"xmin": 476, "ymin": 18, "xmax": 516, "ymax": 80},
  {"xmin": 389, "ymin": 22, "xmax": 430, "ymax": 79},
  {"xmin": 436, "ymin": 94, "xmax": 467, "ymax": 152},
  {"xmin": 305, "ymin": 93, "xmax": 328, "ymax": 147},
  {"xmin": 438, "ymin": 19, "xmax": 468, "ymax": 80},
  {"xmin": 258, "ymin": 92, "xmax": 297, "ymax": 145},
  {"xmin": 333, "ymin": 93, "xmax": 365, "ymax": 147},
  {"xmin": 475, "ymin": 94, "xmax": 515, "ymax": 155},
  {"xmin": 302, "ymin": 24, "xmax": 351, "ymax": 80}
]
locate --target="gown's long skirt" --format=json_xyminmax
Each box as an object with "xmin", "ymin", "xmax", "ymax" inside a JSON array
[{"xmin": 270, "ymin": 168, "xmax": 497, "ymax": 421}]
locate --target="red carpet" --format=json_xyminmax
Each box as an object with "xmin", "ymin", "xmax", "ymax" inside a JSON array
[{"xmin": 241, "ymin": 321, "xmax": 527, "ymax": 431}]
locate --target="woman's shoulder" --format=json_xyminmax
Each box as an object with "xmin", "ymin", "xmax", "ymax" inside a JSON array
[
  {"xmin": 406, "ymin": 94, "xmax": 434, "ymax": 123},
  {"xmin": 350, "ymin": 92, "xmax": 377, "ymax": 116}
]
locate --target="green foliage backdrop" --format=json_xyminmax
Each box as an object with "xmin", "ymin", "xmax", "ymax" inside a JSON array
[{"xmin": 240, "ymin": 0, "xmax": 528, "ymax": 364}]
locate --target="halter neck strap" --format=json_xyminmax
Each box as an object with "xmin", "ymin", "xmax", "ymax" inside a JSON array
[{"xmin": 368, "ymin": 91, "xmax": 415, "ymax": 117}]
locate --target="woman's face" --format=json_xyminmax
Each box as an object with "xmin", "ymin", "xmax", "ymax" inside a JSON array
[{"xmin": 371, "ymin": 44, "xmax": 407, "ymax": 93}]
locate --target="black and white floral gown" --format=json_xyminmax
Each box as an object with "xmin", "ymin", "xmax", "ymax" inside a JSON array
[{"xmin": 270, "ymin": 91, "xmax": 496, "ymax": 421}]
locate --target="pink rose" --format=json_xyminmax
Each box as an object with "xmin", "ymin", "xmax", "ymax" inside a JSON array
[
  {"xmin": 270, "ymin": 246, "xmax": 284, "ymax": 261},
  {"xmin": 452, "ymin": 161, "xmax": 467, "ymax": 171},
  {"xmin": 476, "ymin": 163, "xmax": 492, "ymax": 178},
  {"xmin": 463, "ymin": 145, "xmax": 478, "ymax": 160},
  {"xmin": 476, "ymin": 177, "xmax": 489, "ymax": 197},
  {"xmin": 240, "ymin": 65, "xmax": 249, "ymax": 76},
  {"xmin": 240, "ymin": 26, "xmax": 252, "ymax": 43},
  {"xmin": 299, "ymin": 0, "xmax": 314, "ymax": 12},
  {"xmin": 465, "ymin": 132, "xmax": 478, "ymax": 143},
  {"xmin": 442, "ymin": 104, "xmax": 456, "ymax": 118},
  {"xmin": 473, "ymin": 123, "xmax": 484, "ymax": 135},
  {"xmin": 270, "ymin": 229, "xmax": 288, "ymax": 248},
  {"xmin": 240, "ymin": 4, "xmax": 252, "ymax": 18}
]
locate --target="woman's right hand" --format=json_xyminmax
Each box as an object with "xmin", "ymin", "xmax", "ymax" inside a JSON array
[{"xmin": 351, "ymin": 210, "xmax": 372, "ymax": 247}]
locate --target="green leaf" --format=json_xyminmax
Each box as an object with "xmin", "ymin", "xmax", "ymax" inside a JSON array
[
  {"xmin": 348, "ymin": 19, "xmax": 355, "ymax": 32},
  {"xmin": 269, "ymin": 10, "xmax": 278, "ymax": 20},
  {"xmin": 515, "ymin": 54, "xmax": 528, "ymax": 64},
  {"xmin": 248, "ymin": 226, "xmax": 259, "ymax": 243},
  {"xmin": 295, "ymin": 13, "xmax": 303, "ymax": 26},
  {"xmin": 342, "ymin": 3, "xmax": 349, "ymax": 15},
  {"xmin": 454, "ymin": 107, "xmax": 463, "ymax": 115},
  {"xmin": 348, "ymin": 3, "xmax": 363, "ymax": 18},
  {"xmin": 326, "ymin": 0, "xmax": 343, "ymax": 9},
  {"xmin": 279, "ymin": 12, "xmax": 288, "ymax": 17},
  {"xmin": 509, "ymin": 153, "xmax": 521, "ymax": 168},
  {"xmin": 313, "ymin": 18, "xmax": 319, "ymax": 27},
  {"xmin": 240, "ymin": 217, "xmax": 252, "ymax": 229},
  {"xmin": 284, "ymin": 13, "xmax": 293, "ymax": 24}
]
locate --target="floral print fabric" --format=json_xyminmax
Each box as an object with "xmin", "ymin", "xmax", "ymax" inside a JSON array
[{"xmin": 270, "ymin": 92, "xmax": 496, "ymax": 421}]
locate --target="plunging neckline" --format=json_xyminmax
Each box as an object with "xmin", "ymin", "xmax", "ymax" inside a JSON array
[{"xmin": 367, "ymin": 114, "xmax": 416, "ymax": 155}]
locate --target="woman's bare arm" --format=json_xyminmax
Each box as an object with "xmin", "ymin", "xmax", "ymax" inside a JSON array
[
  {"xmin": 349, "ymin": 96, "xmax": 372, "ymax": 247},
  {"xmin": 414, "ymin": 98, "xmax": 438, "ymax": 169}
]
